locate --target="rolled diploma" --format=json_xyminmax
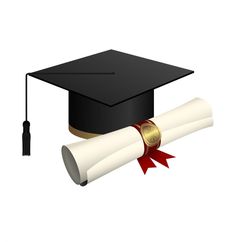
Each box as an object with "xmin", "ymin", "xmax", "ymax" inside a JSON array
[{"xmin": 62, "ymin": 98, "xmax": 213, "ymax": 185}]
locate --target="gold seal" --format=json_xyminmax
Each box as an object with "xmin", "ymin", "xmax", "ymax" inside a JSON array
[{"xmin": 140, "ymin": 122, "xmax": 161, "ymax": 147}]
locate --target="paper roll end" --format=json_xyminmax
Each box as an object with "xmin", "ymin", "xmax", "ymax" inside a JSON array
[{"xmin": 61, "ymin": 146, "xmax": 81, "ymax": 185}]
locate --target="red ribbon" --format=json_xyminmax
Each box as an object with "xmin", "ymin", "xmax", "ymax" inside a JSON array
[
  {"xmin": 133, "ymin": 120, "xmax": 175, "ymax": 174},
  {"xmin": 137, "ymin": 150, "xmax": 175, "ymax": 174}
]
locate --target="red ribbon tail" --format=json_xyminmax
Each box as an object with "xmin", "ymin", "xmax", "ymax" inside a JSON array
[
  {"xmin": 137, "ymin": 156, "xmax": 156, "ymax": 174},
  {"xmin": 149, "ymin": 150, "xmax": 175, "ymax": 168}
]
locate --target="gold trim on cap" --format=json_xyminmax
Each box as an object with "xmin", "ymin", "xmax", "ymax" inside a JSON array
[
  {"xmin": 69, "ymin": 125, "xmax": 100, "ymax": 139},
  {"xmin": 140, "ymin": 122, "xmax": 161, "ymax": 147}
]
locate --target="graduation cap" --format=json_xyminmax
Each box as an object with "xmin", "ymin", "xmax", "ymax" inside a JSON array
[{"xmin": 22, "ymin": 50, "xmax": 193, "ymax": 155}]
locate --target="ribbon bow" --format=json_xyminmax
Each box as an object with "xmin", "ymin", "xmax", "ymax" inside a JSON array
[
  {"xmin": 133, "ymin": 120, "xmax": 175, "ymax": 174},
  {"xmin": 137, "ymin": 150, "xmax": 175, "ymax": 174}
]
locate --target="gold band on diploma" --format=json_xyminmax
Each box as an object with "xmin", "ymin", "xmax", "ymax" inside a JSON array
[
  {"xmin": 69, "ymin": 125, "xmax": 100, "ymax": 139},
  {"xmin": 139, "ymin": 121, "xmax": 161, "ymax": 147}
]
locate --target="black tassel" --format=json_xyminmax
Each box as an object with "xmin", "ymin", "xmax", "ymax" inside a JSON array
[
  {"xmin": 22, "ymin": 120, "xmax": 30, "ymax": 155},
  {"xmin": 22, "ymin": 74, "xmax": 31, "ymax": 156}
]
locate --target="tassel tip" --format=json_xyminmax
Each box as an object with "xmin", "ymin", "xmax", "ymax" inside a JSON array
[{"xmin": 22, "ymin": 121, "xmax": 31, "ymax": 156}]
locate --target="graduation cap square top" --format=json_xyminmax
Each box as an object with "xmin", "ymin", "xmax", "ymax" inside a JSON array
[
  {"xmin": 29, "ymin": 50, "xmax": 193, "ymax": 106},
  {"xmin": 23, "ymin": 50, "xmax": 193, "ymax": 155}
]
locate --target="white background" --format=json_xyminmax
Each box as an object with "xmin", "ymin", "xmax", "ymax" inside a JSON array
[{"xmin": 0, "ymin": 0, "xmax": 235, "ymax": 241}]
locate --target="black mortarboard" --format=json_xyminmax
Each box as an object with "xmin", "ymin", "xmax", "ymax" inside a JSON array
[{"xmin": 22, "ymin": 50, "xmax": 193, "ymax": 155}]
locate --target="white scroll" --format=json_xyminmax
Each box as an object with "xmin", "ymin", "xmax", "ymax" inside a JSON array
[{"xmin": 61, "ymin": 98, "xmax": 213, "ymax": 186}]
